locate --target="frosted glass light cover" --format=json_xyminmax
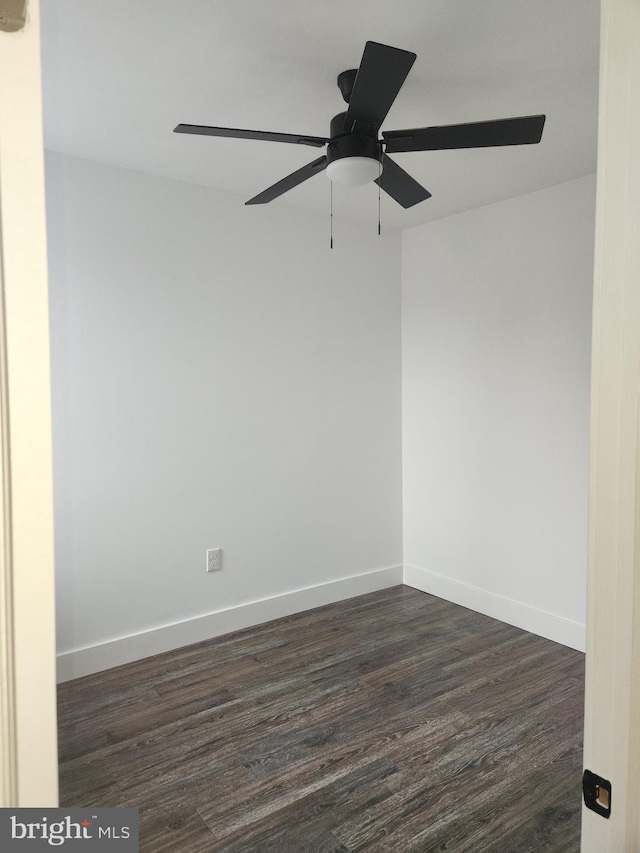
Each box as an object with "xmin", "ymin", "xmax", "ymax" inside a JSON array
[{"xmin": 326, "ymin": 156, "xmax": 379, "ymax": 186}]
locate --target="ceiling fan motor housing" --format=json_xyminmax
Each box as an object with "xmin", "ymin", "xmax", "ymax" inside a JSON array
[{"xmin": 327, "ymin": 111, "xmax": 380, "ymax": 183}]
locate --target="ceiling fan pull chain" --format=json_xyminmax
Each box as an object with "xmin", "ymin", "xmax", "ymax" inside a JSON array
[
  {"xmin": 378, "ymin": 148, "xmax": 382, "ymax": 236},
  {"xmin": 330, "ymin": 180, "xmax": 334, "ymax": 249}
]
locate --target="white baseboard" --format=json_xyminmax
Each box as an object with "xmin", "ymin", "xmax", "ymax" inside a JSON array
[
  {"xmin": 56, "ymin": 566, "xmax": 403, "ymax": 682},
  {"xmin": 403, "ymin": 564, "xmax": 585, "ymax": 652}
]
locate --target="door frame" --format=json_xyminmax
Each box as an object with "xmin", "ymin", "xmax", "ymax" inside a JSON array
[
  {"xmin": 0, "ymin": 0, "xmax": 59, "ymax": 807},
  {"xmin": 581, "ymin": 0, "xmax": 640, "ymax": 848}
]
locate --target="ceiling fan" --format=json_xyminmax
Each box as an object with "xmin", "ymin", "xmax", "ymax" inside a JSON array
[{"xmin": 174, "ymin": 41, "xmax": 545, "ymax": 209}]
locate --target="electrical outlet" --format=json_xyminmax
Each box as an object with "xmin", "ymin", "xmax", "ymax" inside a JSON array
[{"xmin": 206, "ymin": 548, "xmax": 221, "ymax": 572}]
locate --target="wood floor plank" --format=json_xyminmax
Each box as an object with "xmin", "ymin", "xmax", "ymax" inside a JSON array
[
  {"xmin": 335, "ymin": 720, "xmax": 582, "ymax": 852},
  {"xmin": 58, "ymin": 586, "xmax": 584, "ymax": 852},
  {"xmin": 202, "ymin": 758, "xmax": 402, "ymax": 852},
  {"xmin": 138, "ymin": 806, "xmax": 217, "ymax": 853}
]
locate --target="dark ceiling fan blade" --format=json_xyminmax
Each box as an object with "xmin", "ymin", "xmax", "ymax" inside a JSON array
[
  {"xmin": 344, "ymin": 41, "xmax": 416, "ymax": 133},
  {"xmin": 174, "ymin": 124, "xmax": 329, "ymax": 148},
  {"xmin": 245, "ymin": 156, "xmax": 328, "ymax": 205},
  {"xmin": 383, "ymin": 114, "xmax": 546, "ymax": 153},
  {"xmin": 374, "ymin": 155, "xmax": 431, "ymax": 208}
]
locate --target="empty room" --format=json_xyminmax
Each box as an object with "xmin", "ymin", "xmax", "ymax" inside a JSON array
[{"xmin": 8, "ymin": 0, "xmax": 634, "ymax": 850}]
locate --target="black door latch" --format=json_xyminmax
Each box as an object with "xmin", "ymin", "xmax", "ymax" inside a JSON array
[{"xmin": 583, "ymin": 769, "xmax": 611, "ymax": 819}]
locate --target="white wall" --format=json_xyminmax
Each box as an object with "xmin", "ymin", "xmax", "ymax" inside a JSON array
[
  {"xmin": 46, "ymin": 152, "xmax": 403, "ymax": 677},
  {"xmin": 402, "ymin": 175, "xmax": 596, "ymax": 650},
  {"xmin": 47, "ymin": 154, "xmax": 594, "ymax": 677}
]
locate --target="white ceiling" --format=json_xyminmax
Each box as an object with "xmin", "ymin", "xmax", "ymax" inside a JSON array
[{"xmin": 40, "ymin": 0, "xmax": 600, "ymax": 229}]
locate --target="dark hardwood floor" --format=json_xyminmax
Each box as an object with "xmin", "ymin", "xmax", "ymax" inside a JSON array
[{"xmin": 57, "ymin": 586, "xmax": 585, "ymax": 852}]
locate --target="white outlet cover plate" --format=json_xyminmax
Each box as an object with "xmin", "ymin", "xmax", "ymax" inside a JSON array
[{"xmin": 206, "ymin": 548, "xmax": 222, "ymax": 573}]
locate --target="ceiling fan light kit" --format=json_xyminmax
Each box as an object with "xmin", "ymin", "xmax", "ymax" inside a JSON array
[
  {"xmin": 174, "ymin": 39, "xmax": 546, "ymax": 235},
  {"xmin": 326, "ymin": 156, "xmax": 379, "ymax": 186}
]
